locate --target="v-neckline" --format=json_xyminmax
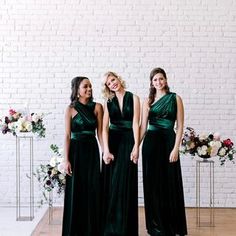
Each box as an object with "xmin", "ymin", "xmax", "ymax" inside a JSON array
[{"xmin": 115, "ymin": 91, "xmax": 127, "ymax": 116}]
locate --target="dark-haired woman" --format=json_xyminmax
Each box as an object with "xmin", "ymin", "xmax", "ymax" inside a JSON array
[
  {"xmin": 140, "ymin": 68, "xmax": 187, "ymax": 236},
  {"xmin": 62, "ymin": 77, "xmax": 103, "ymax": 236}
]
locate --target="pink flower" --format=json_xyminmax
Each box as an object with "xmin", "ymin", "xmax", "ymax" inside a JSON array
[
  {"xmin": 9, "ymin": 109, "xmax": 16, "ymax": 116},
  {"xmin": 213, "ymin": 132, "xmax": 221, "ymax": 141}
]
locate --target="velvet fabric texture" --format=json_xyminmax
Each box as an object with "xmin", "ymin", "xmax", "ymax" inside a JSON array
[
  {"xmin": 142, "ymin": 93, "xmax": 188, "ymax": 236},
  {"xmin": 102, "ymin": 91, "xmax": 138, "ymax": 236},
  {"xmin": 62, "ymin": 101, "xmax": 101, "ymax": 236}
]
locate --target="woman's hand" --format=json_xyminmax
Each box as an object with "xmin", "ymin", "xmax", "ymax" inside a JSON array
[
  {"xmin": 64, "ymin": 160, "xmax": 72, "ymax": 176},
  {"xmin": 103, "ymin": 151, "xmax": 114, "ymax": 165},
  {"xmin": 130, "ymin": 146, "xmax": 139, "ymax": 164},
  {"xmin": 169, "ymin": 148, "xmax": 179, "ymax": 163}
]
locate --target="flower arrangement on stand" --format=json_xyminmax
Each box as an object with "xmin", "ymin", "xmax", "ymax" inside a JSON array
[
  {"xmin": 36, "ymin": 144, "xmax": 66, "ymax": 203},
  {"xmin": 180, "ymin": 127, "xmax": 235, "ymax": 165},
  {"xmin": 0, "ymin": 108, "xmax": 46, "ymax": 138}
]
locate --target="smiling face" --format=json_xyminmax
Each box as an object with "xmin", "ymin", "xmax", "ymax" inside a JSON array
[
  {"xmin": 151, "ymin": 72, "xmax": 167, "ymax": 91},
  {"xmin": 105, "ymin": 75, "xmax": 123, "ymax": 92},
  {"xmin": 78, "ymin": 79, "xmax": 92, "ymax": 99}
]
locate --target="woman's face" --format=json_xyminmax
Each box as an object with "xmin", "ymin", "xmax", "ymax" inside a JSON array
[
  {"xmin": 78, "ymin": 79, "xmax": 92, "ymax": 98},
  {"xmin": 152, "ymin": 73, "xmax": 167, "ymax": 91},
  {"xmin": 105, "ymin": 75, "xmax": 122, "ymax": 92}
]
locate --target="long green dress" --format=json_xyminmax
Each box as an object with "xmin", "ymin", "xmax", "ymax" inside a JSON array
[
  {"xmin": 62, "ymin": 101, "xmax": 101, "ymax": 236},
  {"xmin": 142, "ymin": 92, "xmax": 187, "ymax": 236},
  {"xmin": 102, "ymin": 91, "xmax": 138, "ymax": 236}
]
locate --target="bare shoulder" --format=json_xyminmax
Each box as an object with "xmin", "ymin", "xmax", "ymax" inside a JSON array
[
  {"xmin": 142, "ymin": 98, "xmax": 149, "ymax": 107},
  {"xmin": 176, "ymin": 94, "xmax": 183, "ymax": 103},
  {"xmin": 95, "ymin": 102, "xmax": 103, "ymax": 114}
]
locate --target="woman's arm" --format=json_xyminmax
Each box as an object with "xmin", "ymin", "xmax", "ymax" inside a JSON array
[
  {"xmin": 95, "ymin": 103, "xmax": 104, "ymax": 152},
  {"xmin": 102, "ymin": 101, "xmax": 114, "ymax": 164},
  {"xmin": 139, "ymin": 99, "xmax": 149, "ymax": 145},
  {"xmin": 64, "ymin": 106, "xmax": 72, "ymax": 176},
  {"xmin": 169, "ymin": 95, "xmax": 184, "ymax": 162},
  {"xmin": 130, "ymin": 94, "xmax": 140, "ymax": 164}
]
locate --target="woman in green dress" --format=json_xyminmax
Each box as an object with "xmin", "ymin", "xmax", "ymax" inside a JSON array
[
  {"xmin": 140, "ymin": 68, "xmax": 187, "ymax": 236},
  {"xmin": 101, "ymin": 71, "xmax": 140, "ymax": 236},
  {"xmin": 62, "ymin": 76, "xmax": 103, "ymax": 236}
]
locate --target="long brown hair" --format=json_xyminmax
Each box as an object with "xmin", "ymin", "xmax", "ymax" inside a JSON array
[
  {"xmin": 70, "ymin": 76, "xmax": 93, "ymax": 107},
  {"xmin": 148, "ymin": 67, "xmax": 170, "ymax": 106}
]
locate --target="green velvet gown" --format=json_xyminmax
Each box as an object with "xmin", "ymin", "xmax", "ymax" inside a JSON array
[
  {"xmin": 102, "ymin": 91, "xmax": 138, "ymax": 236},
  {"xmin": 142, "ymin": 93, "xmax": 187, "ymax": 236},
  {"xmin": 62, "ymin": 101, "xmax": 101, "ymax": 236}
]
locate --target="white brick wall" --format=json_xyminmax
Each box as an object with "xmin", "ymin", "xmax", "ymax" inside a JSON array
[{"xmin": 0, "ymin": 0, "xmax": 235, "ymax": 207}]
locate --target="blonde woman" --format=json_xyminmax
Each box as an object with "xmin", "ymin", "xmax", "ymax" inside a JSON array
[
  {"xmin": 140, "ymin": 68, "xmax": 187, "ymax": 236},
  {"xmin": 101, "ymin": 72, "xmax": 140, "ymax": 236}
]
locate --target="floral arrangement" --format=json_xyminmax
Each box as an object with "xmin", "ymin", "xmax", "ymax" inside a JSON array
[
  {"xmin": 180, "ymin": 127, "xmax": 235, "ymax": 165},
  {"xmin": 36, "ymin": 144, "xmax": 66, "ymax": 201},
  {"xmin": 0, "ymin": 108, "xmax": 46, "ymax": 138}
]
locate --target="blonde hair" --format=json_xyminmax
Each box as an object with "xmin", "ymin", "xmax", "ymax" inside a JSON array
[{"xmin": 101, "ymin": 71, "xmax": 126, "ymax": 99}]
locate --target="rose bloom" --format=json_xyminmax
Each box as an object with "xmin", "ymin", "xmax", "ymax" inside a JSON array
[
  {"xmin": 213, "ymin": 132, "xmax": 221, "ymax": 141},
  {"xmin": 9, "ymin": 109, "xmax": 16, "ymax": 116},
  {"xmin": 223, "ymin": 139, "xmax": 233, "ymax": 148}
]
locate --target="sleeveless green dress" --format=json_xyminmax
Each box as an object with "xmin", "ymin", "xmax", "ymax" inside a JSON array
[
  {"xmin": 62, "ymin": 101, "xmax": 101, "ymax": 236},
  {"xmin": 142, "ymin": 93, "xmax": 187, "ymax": 236},
  {"xmin": 102, "ymin": 91, "xmax": 138, "ymax": 236}
]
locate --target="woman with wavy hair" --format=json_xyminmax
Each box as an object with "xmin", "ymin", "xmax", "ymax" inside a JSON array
[
  {"xmin": 140, "ymin": 68, "xmax": 187, "ymax": 236},
  {"xmin": 101, "ymin": 71, "xmax": 140, "ymax": 236},
  {"xmin": 62, "ymin": 76, "xmax": 103, "ymax": 236}
]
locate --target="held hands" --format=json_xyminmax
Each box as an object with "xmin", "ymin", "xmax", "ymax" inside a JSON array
[
  {"xmin": 169, "ymin": 148, "xmax": 179, "ymax": 163},
  {"xmin": 130, "ymin": 146, "xmax": 139, "ymax": 164},
  {"xmin": 64, "ymin": 160, "xmax": 72, "ymax": 176},
  {"xmin": 103, "ymin": 151, "xmax": 114, "ymax": 165}
]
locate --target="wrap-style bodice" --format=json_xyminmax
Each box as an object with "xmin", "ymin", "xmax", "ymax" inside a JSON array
[
  {"xmin": 148, "ymin": 92, "xmax": 177, "ymax": 130},
  {"xmin": 71, "ymin": 101, "xmax": 97, "ymax": 139}
]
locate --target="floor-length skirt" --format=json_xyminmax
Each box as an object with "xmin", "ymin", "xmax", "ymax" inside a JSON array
[
  {"xmin": 142, "ymin": 129, "xmax": 187, "ymax": 236},
  {"xmin": 102, "ymin": 129, "xmax": 138, "ymax": 236},
  {"xmin": 62, "ymin": 136, "xmax": 101, "ymax": 236}
]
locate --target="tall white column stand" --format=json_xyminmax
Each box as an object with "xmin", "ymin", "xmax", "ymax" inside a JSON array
[
  {"xmin": 196, "ymin": 159, "xmax": 214, "ymax": 227},
  {"xmin": 16, "ymin": 134, "xmax": 34, "ymax": 221}
]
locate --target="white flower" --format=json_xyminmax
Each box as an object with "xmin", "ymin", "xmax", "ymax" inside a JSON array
[
  {"xmin": 25, "ymin": 121, "xmax": 32, "ymax": 131},
  {"xmin": 50, "ymin": 157, "xmax": 57, "ymax": 167},
  {"xmin": 199, "ymin": 133, "xmax": 207, "ymax": 141},
  {"xmin": 32, "ymin": 114, "xmax": 40, "ymax": 123},
  {"xmin": 51, "ymin": 168, "xmax": 58, "ymax": 175},
  {"xmin": 209, "ymin": 141, "xmax": 222, "ymax": 149},
  {"xmin": 59, "ymin": 173, "xmax": 66, "ymax": 180},
  {"xmin": 218, "ymin": 148, "xmax": 227, "ymax": 157}
]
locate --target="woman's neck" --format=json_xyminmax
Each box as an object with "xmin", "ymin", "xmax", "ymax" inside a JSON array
[
  {"xmin": 78, "ymin": 97, "xmax": 90, "ymax": 105},
  {"xmin": 155, "ymin": 90, "xmax": 167, "ymax": 99},
  {"xmin": 115, "ymin": 88, "xmax": 125, "ymax": 99}
]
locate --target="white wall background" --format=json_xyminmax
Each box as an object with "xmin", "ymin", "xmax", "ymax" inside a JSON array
[{"xmin": 0, "ymin": 0, "xmax": 235, "ymax": 208}]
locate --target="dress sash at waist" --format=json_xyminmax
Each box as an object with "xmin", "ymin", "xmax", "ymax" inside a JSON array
[
  {"xmin": 109, "ymin": 120, "xmax": 132, "ymax": 131},
  {"xmin": 148, "ymin": 119, "xmax": 175, "ymax": 131},
  {"xmin": 71, "ymin": 130, "xmax": 95, "ymax": 140}
]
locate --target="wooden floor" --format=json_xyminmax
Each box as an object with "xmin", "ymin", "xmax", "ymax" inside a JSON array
[{"xmin": 32, "ymin": 207, "xmax": 236, "ymax": 236}]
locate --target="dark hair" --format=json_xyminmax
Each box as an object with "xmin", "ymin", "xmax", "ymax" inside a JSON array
[
  {"xmin": 148, "ymin": 67, "xmax": 170, "ymax": 106},
  {"xmin": 70, "ymin": 76, "xmax": 93, "ymax": 107}
]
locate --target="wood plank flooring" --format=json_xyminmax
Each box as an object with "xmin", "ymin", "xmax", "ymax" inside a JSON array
[{"xmin": 32, "ymin": 207, "xmax": 236, "ymax": 236}]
